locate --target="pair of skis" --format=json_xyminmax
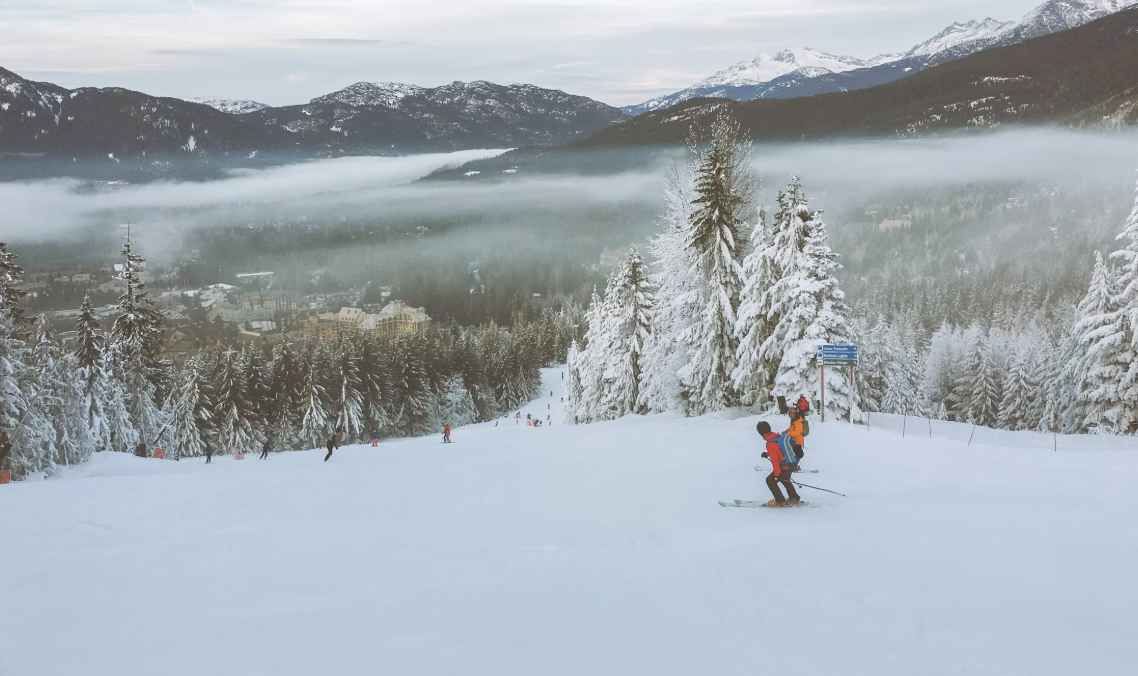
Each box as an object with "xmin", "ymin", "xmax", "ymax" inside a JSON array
[
  {"xmin": 753, "ymin": 465, "xmax": 818, "ymax": 474},
  {"xmin": 719, "ymin": 499, "xmax": 810, "ymax": 508}
]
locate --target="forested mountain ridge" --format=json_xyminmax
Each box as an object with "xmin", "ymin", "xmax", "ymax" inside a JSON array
[
  {"xmin": 240, "ymin": 80, "xmax": 627, "ymax": 154},
  {"xmin": 585, "ymin": 7, "xmax": 1138, "ymax": 147},
  {"xmin": 0, "ymin": 69, "xmax": 626, "ymax": 162}
]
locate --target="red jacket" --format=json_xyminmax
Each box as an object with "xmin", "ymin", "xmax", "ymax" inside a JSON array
[
  {"xmin": 796, "ymin": 397, "xmax": 809, "ymax": 412},
  {"xmin": 764, "ymin": 432, "xmax": 786, "ymax": 477}
]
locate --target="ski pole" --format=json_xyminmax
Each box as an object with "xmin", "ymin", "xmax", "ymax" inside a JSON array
[{"xmin": 790, "ymin": 480, "xmax": 846, "ymax": 497}]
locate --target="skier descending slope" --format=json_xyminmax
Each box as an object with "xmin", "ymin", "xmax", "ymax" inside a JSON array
[
  {"xmin": 758, "ymin": 421, "xmax": 801, "ymax": 507},
  {"xmin": 324, "ymin": 431, "xmax": 339, "ymax": 462}
]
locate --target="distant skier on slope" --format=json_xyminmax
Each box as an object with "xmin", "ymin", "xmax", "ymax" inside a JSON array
[
  {"xmin": 324, "ymin": 431, "xmax": 340, "ymax": 462},
  {"xmin": 758, "ymin": 421, "xmax": 801, "ymax": 508},
  {"xmin": 204, "ymin": 440, "xmax": 214, "ymax": 464},
  {"xmin": 796, "ymin": 395, "xmax": 810, "ymax": 417},
  {"xmin": 370, "ymin": 430, "xmax": 379, "ymax": 447},
  {"xmin": 443, "ymin": 425, "xmax": 452, "ymax": 443},
  {"xmin": 259, "ymin": 440, "xmax": 270, "ymax": 460}
]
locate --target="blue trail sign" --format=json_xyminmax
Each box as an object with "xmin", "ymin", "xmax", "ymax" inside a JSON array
[{"xmin": 815, "ymin": 344, "xmax": 858, "ymax": 365}]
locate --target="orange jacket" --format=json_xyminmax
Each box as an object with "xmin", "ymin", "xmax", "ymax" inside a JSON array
[
  {"xmin": 785, "ymin": 419, "xmax": 804, "ymax": 447},
  {"xmin": 764, "ymin": 433, "xmax": 786, "ymax": 478}
]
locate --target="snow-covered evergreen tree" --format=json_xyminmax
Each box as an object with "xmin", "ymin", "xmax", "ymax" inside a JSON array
[
  {"xmin": 213, "ymin": 350, "xmax": 257, "ymax": 454},
  {"xmin": 0, "ymin": 243, "xmax": 28, "ymax": 329},
  {"xmin": 757, "ymin": 181, "xmax": 855, "ymax": 416},
  {"xmin": 572, "ymin": 286, "xmax": 609, "ymax": 423},
  {"xmin": 1082, "ymin": 179, "xmax": 1138, "ymax": 433},
  {"xmin": 997, "ymin": 346, "xmax": 1037, "ymax": 431},
  {"xmin": 75, "ymin": 294, "xmax": 103, "ymax": 370},
  {"xmin": 299, "ymin": 343, "xmax": 331, "ymax": 448},
  {"xmin": 334, "ymin": 338, "xmax": 366, "ymax": 443},
  {"xmin": 110, "ymin": 237, "xmax": 166, "ymax": 388},
  {"xmin": 574, "ymin": 250, "xmax": 657, "ymax": 422},
  {"xmin": 170, "ymin": 354, "xmax": 214, "ymax": 458},
  {"xmin": 677, "ymin": 113, "xmax": 752, "ymax": 415},
  {"xmin": 639, "ymin": 166, "xmax": 699, "ymax": 413},
  {"xmin": 267, "ymin": 342, "xmax": 303, "ymax": 451},
  {"xmin": 732, "ymin": 205, "xmax": 775, "ymax": 409},
  {"xmin": 861, "ymin": 317, "xmax": 922, "ymax": 415},
  {"xmin": 0, "ymin": 308, "xmax": 34, "ymax": 477},
  {"xmin": 102, "ymin": 344, "xmax": 139, "ymax": 454},
  {"xmin": 430, "ymin": 376, "xmax": 478, "ymax": 431},
  {"xmin": 963, "ymin": 331, "xmax": 1000, "ymax": 428},
  {"xmin": 563, "ymin": 341, "xmax": 584, "ymax": 424}
]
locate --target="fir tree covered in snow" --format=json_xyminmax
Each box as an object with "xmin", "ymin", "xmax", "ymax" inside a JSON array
[
  {"xmin": 0, "ymin": 242, "xmax": 28, "ymax": 329},
  {"xmin": 962, "ymin": 330, "xmax": 1001, "ymax": 428},
  {"xmin": 757, "ymin": 179, "xmax": 855, "ymax": 416},
  {"xmin": 571, "ymin": 250, "xmax": 655, "ymax": 421},
  {"xmin": 171, "ymin": 354, "xmax": 214, "ymax": 458},
  {"xmin": 110, "ymin": 236, "xmax": 166, "ymax": 387},
  {"xmin": 676, "ymin": 114, "xmax": 752, "ymax": 415},
  {"xmin": 333, "ymin": 337, "xmax": 366, "ymax": 443},
  {"xmin": 639, "ymin": 167, "xmax": 699, "ymax": 414},
  {"xmin": 1069, "ymin": 251, "xmax": 1123, "ymax": 431},
  {"xmin": 563, "ymin": 341, "xmax": 584, "ymax": 424},
  {"xmin": 599, "ymin": 248, "xmax": 654, "ymax": 417},
  {"xmin": 1086, "ymin": 179, "xmax": 1138, "ymax": 433}
]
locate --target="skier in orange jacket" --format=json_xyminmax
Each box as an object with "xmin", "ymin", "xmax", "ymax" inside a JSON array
[{"xmin": 785, "ymin": 410, "xmax": 806, "ymax": 451}]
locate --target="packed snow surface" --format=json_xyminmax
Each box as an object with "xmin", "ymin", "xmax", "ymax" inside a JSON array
[{"xmin": 3, "ymin": 367, "xmax": 1137, "ymax": 675}]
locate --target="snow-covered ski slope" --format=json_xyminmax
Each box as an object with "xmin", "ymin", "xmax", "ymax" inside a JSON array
[{"xmin": 3, "ymin": 368, "xmax": 1136, "ymax": 676}]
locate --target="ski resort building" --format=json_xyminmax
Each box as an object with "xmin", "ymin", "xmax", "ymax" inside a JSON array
[
  {"xmin": 303, "ymin": 302, "xmax": 431, "ymax": 341},
  {"xmin": 359, "ymin": 301, "xmax": 432, "ymax": 337}
]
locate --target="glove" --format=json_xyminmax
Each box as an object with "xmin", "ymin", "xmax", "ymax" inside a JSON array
[{"xmin": 761, "ymin": 452, "xmax": 769, "ymax": 459}]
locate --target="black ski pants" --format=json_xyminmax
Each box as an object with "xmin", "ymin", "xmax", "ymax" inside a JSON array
[
  {"xmin": 324, "ymin": 445, "xmax": 335, "ymax": 461},
  {"xmin": 260, "ymin": 449, "xmax": 269, "ymax": 460},
  {"xmin": 766, "ymin": 471, "xmax": 800, "ymax": 504}
]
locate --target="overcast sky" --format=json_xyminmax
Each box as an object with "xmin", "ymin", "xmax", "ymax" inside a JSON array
[{"xmin": 0, "ymin": 0, "xmax": 1048, "ymax": 107}]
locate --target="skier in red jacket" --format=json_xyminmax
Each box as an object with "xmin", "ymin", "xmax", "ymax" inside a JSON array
[
  {"xmin": 795, "ymin": 395, "xmax": 810, "ymax": 416},
  {"xmin": 758, "ymin": 421, "xmax": 801, "ymax": 507}
]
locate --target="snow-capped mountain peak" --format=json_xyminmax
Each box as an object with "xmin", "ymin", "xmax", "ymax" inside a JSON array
[
  {"xmin": 1007, "ymin": 0, "xmax": 1138, "ymax": 40},
  {"xmin": 187, "ymin": 98, "xmax": 268, "ymax": 115},
  {"xmin": 700, "ymin": 47, "xmax": 867, "ymax": 89},
  {"xmin": 904, "ymin": 18, "xmax": 1014, "ymax": 59},
  {"xmin": 310, "ymin": 82, "xmax": 426, "ymax": 108}
]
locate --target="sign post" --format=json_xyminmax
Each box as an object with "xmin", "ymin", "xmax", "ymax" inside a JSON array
[{"xmin": 815, "ymin": 345, "xmax": 859, "ymax": 423}]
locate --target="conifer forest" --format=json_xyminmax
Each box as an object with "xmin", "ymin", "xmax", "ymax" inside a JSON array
[{"xmin": 565, "ymin": 114, "xmax": 1138, "ymax": 437}]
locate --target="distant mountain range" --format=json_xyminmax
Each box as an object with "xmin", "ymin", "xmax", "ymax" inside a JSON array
[
  {"xmin": 583, "ymin": 5, "xmax": 1138, "ymax": 147},
  {"xmin": 621, "ymin": 0, "xmax": 1138, "ymax": 115},
  {"xmin": 0, "ymin": 72, "xmax": 626, "ymax": 164},
  {"xmin": 189, "ymin": 98, "xmax": 269, "ymax": 115}
]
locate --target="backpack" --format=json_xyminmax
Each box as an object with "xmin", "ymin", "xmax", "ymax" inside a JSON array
[
  {"xmin": 776, "ymin": 434, "xmax": 800, "ymax": 469},
  {"xmin": 801, "ymin": 419, "xmax": 810, "ymax": 437}
]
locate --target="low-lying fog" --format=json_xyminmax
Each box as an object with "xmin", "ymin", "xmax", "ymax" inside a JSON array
[{"xmin": 4, "ymin": 129, "xmax": 1138, "ymax": 319}]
